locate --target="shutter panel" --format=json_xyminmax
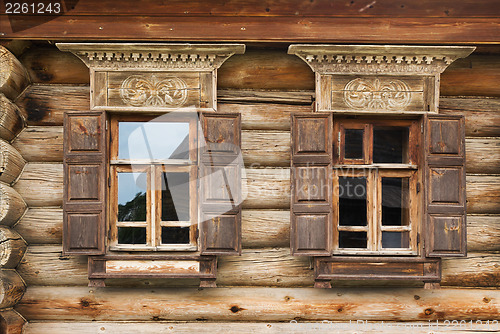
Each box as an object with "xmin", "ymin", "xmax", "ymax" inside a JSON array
[
  {"xmin": 291, "ymin": 113, "xmax": 333, "ymax": 256},
  {"xmin": 63, "ymin": 111, "xmax": 106, "ymax": 255},
  {"xmin": 425, "ymin": 114, "xmax": 466, "ymax": 257},
  {"xmin": 199, "ymin": 113, "xmax": 242, "ymax": 255}
]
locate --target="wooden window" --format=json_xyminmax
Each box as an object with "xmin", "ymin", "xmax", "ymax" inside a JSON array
[
  {"xmin": 109, "ymin": 114, "xmax": 198, "ymax": 251},
  {"xmin": 333, "ymin": 118, "xmax": 419, "ymax": 255}
]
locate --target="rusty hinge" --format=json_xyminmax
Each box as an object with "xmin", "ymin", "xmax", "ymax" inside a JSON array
[
  {"xmin": 417, "ymin": 233, "xmax": 420, "ymax": 245},
  {"xmin": 416, "ymin": 182, "xmax": 421, "ymax": 193}
]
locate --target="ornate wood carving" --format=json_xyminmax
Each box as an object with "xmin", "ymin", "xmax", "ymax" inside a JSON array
[
  {"xmin": 119, "ymin": 74, "xmax": 188, "ymax": 107},
  {"xmin": 289, "ymin": 45, "xmax": 475, "ymax": 113}
]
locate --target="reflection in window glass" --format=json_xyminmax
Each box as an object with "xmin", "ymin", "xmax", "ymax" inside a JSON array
[
  {"xmin": 382, "ymin": 177, "xmax": 410, "ymax": 226},
  {"xmin": 161, "ymin": 172, "xmax": 190, "ymax": 221},
  {"xmin": 118, "ymin": 172, "xmax": 147, "ymax": 222},
  {"xmin": 338, "ymin": 176, "xmax": 367, "ymax": 226},
  {"xmin": 119, "ymin": 122, "xmax": 190, "ymax": 160},
  {"xmin": 344, "ymin": 129, "xmax": 364, "ymax": 159},
  {"xmin": 339, "ymin": 231, "xmax": 367, "ymax": 248},
  {"xmin": 373, "ymin": 127, "xmax": 409, "ymax": 163},
  {"xmin": 118, "ymin": 227, "xmax": 146, "ymax": 244},
  {"xmin": 161, "ymin": 226, "xmax": 190, "ymax": 244},
  {"xmin": 382, "ymin": 231, "xmax": 410, "ymax": 249}
]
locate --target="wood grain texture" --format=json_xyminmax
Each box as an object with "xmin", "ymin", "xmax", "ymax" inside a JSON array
[
  {"xmin": 16, "ymin": 285, "xmax": 500, "ymax": 321},
  {"xmin": 6, "ymin": 0, "xmax": 500, "ymax": 17},
  {"xmin": 0, "ymin": 94, "xmax": 25, "ymax": 142},
  {"xmin": 15, "ymin": 85, "xmax": 500, "ymax": 136},
  {"xmin": 0, "ymin": 184, "xmax": 27, "ymax": 227},
  {"xmin": 0, "ymin": 139, "xmax": 25, "ymax": 185},
  {"xmin": 15, "ymin": 45, "xmax": 500, "ymax": 97},
  {"xmin": 16, "ymin": 245, "xmax": 500, "ymax": 288},
  {"xmin": 12, "ymin": 208, "xmax": 500, "ymax": 252},
  {"xmin": 2, "ymin": 16, "xmax": 500, "ymax": 43},
  {"xmin": 0, "ymin": 269, "xmax": 25, "ymax": 309},
  {"xmin": 0, "ymin": 47, "xmax": 30, "ymax": 101},
  {"xmin": 14, "ymin": 125, "xmax": 499, "ymax": 173},
  {"xmin": 0, "ymin": 227, "xmax": 26, "ymax": 269},
  {"xmin": 11, "ymin": 163, "xmax": 500, "ymax": 213},
  {"xmin": 22, "ymin": 321, "xmax": 500, "ymax": 334},
  {"xmin": 0, "ymin": 309, "xmax": 26, "ymax": 334}
]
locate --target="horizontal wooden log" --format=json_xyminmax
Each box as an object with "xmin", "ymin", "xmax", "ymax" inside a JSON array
[
  {"xmin": 12, "ymin": 163, "xmax": 500, "ymax": 213},
  {"xmin": 0, "ymin": 227, "xmax": 26, "ymax": 269},
  {"xmin": 7, "ymin": 0, "xmax": 500, "ymax": 17},
  {"xmin": 0, "ymin": 184, "xmax": 27, "ymax": 227},
  {"xmin": 13, "ymin": 206, "xmax": 500, "ymax": 252},
  {"xmin": 11, "ymin": 127, "xmax": 62, "ymax": 163},
  {"xmin": 440, "ymin": 97, "xmax": 500, "ymax": 137},
  {"xmin": 0, "ymin": 47, "xmax": 30, "ymax": 101},
  {"xmin": 16, "ymin": 285, "xmax": 500, "ymax": 321},
  {"xmin": 22, "ymin": 321, "xmax": 500, "ymax": 334},
  {"xmin": 0, "ymin": 309, "xmax": 25, "ymax": 334},
  {"xmin": 0, "ymin": 269, "xmax": 25, "ymax": 309},
  {"xmin": 441, "ymin": 55, "xmax": 500, "ymax": 97},
  {"xmin": 0, "ymin": 94, "xmax": 25, "ymax": 142},
  {"xmin": 13, "ymin": 163, "xmax": 62, "ymax": 207},
  {"xmin": 15, "ymin": 85, "xmax": 500, "ymax": 136},
  {"xmin": 0, "ymin": 139, "xmax": 25, "ymax": 185},
  {"xmin": 3, "ymin": 16, "xmax": 500, "ymax": 46},
  {"xmin": 16, "ymin": 245, "xmax": 500, "ymax": 288},
  {"xmin": 16, "ymin": 44, "xmax": 500, "ymax": 97},
  {"xmin": 11, "ymin": 126, "xmax": 500, "ymax": 174}
]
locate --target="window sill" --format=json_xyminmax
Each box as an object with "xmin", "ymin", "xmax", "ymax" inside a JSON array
[{"xmin": 109, "ymin": 244, "xmax": 198, "ymax": 252}]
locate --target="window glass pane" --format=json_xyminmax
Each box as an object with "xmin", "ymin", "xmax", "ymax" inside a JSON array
[
  {"xmin": 338, "ymin": 176, "xmax": 367, "ymax": 226},
  {"xmin": 344, "ymin": 129, "xmax": 364, "ymax": 159},
  {"xmin": 119, "ymin": 122, "xmax": 190, "ymax": 160},
  {"xmin": 382, "ymin": 231, "xmax": 410, "ymax": 249},
  {"xmin": 339, "ymin": 231, "xmax": 367, "ymax": 248},
  {"xmin": 382, "ymin": 177, "xmax": 410, "ymax": 226},
  {"xmin": 162, "ymin": 172, "xmax": 190, "ymax": 221},
  {"xmin": 373, "ymin": 127, "xmax": 409, "ymax": 163},
  {"xmin": 118, "ymin": 172, "xmax": 147, "ymax": 222},
  {"xmin": 161, "ymin": 226, "xmax": 190, "ymax": 244},
  {"xmin": 118, "ymin": 227, "xmax": 146, "ymax": 244}
]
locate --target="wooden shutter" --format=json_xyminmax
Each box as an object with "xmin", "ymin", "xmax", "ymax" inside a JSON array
[
  {"xmin": 199, "ymin": 113, "xmax": 242, "ymax": 255},
  {"xmin": 425, "ymin": 114, "xmax": 466, "ymax": 257},
  {"xmin": 291, "ymin": 113, "xmax": 333, "ymax": 256},
  {"xmin": 63, "ymin": 111, "xmax": 106, "ymax": 255}
]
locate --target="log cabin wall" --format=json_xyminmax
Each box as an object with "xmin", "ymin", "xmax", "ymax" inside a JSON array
[{"xmin": 2, "ymin": 40, "xmax": 500, "ymax": 331}]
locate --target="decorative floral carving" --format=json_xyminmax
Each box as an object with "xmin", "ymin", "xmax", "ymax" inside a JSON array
[
  {"xmin": 343, "ymin": 78, "xmax": 412, "ymax": 110},
  {"xmin": 120, "ymin": 75, "xmax": 188, "ymax": 107}
]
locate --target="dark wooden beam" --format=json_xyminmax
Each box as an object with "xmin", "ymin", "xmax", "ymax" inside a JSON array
[{"xmin": 1, "ymin": 15, "xmax": 499, "ymax": 43}]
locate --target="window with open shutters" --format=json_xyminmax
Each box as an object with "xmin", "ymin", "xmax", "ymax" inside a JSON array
[
  {"xmin": 288, "ymin": 44, "xmax": 473, "ymax": 288},
  {"xmin": 58, "ymin": 43, "xmax": 245, "ymax": 287}
]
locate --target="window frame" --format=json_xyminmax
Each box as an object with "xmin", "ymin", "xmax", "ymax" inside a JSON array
[
  {"xmin": 332, "ymin": 117, "xmax": 421, "ymax": 256},
  {"xmin": 108, "ymin": 113, "xmax": 199, "ymax": 252}
]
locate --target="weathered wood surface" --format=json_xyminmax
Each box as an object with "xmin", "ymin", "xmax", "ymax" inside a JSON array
[
  {"xmin": 16, "ymin": 245, "xmax": 500, "ymax": 288},
  {"xmin": 12, "ymin": 126, "xmax": 500, "ymax": 173},
  {"xmin": 13, "ymin": 163, "xmax": 500, "ymax": 213},
  {"xmin": 7, "ymin": 0, "xmax": 500, "ymax": 17},
  {"xmin": 0, "ymin": 94, "xmax": 25, "ymax": 142},
  {"xmin": 17, "ymin": 45, "xmax": 500, "ymax": 97},
  {"xmin": 13, "ymin": 207, "xmax": 500, "ymax": 252},
  {"xmin": 0, "ymin": 184, "xmax": 27, "ymax": 227},
  {"xmin": 0, "ymin": 140, "xmax": 25, "ymax": 185},
  {"xmin": 22, "ymin": 321, "xmax": 500, "ymax": 334},
  {"xmin": 0, "ymin": 227, "xmax": 26, "ymax": 269},
  {"xmin": 16, "ymin": 286, "xmax": 500, "ymax": 321},
  {"xmin": 0, "ymin": 309, "xmax": 26, "ymax": 334},
  {"xmin": 0, "ymin": 47, "xmax": 30, "ymax": 101},
  {"xmin": 15, "ymin": 85, "xmax": 500, "ymax": 136},
  {"xmin": 2, "ymin": 16, "xmax": 500, "ymax": 46},
  {"xmin": 0, "ymin": 269, "xmax": 25, "ymax": 309}
]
